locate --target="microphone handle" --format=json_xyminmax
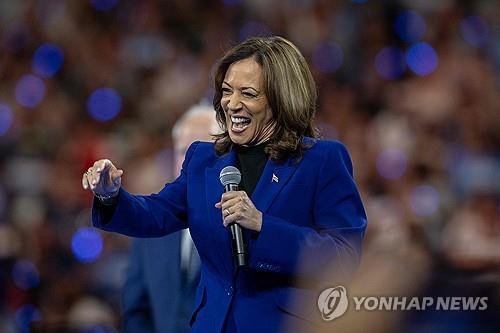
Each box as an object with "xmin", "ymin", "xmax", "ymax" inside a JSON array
[{"xmin": 224, "ymin": 183, "xmax": 247, "ymax": 266}]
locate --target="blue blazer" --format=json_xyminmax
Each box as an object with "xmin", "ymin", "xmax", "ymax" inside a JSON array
[
  {"xmin": 122, "ymin": 233, "xmax": 199, "ymax": 333},
  {"xmin": 93, "ymin": 138, "xmax": 367, "ymax": 333}
]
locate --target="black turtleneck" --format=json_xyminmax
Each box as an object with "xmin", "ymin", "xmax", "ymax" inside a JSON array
[{"xmin": 235, "ymin": 143, "xmax": 268, "ymax": 197}]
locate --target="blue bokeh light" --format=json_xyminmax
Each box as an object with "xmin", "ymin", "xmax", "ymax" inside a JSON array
[
  {"xmin": 239, "ymin": 21, "xmax": 272, "ymax": 42},
  {"xmin": 410, "ymin": 185, "xmax": 440, "ymax": 217},
  {"xmin": 32, "ymin": 43, "xmax": 64, "ymax": 78},
  {"xmin": 12, "ymin": 260, "xmax": 40, "ymax": 290},
  {"xmin": 90, "ymin": 0, "xmax": 119, "ymax": 12},
  {"xmin": 71, "ymin": 227, "xmax": 103, "ymax": 263},
  {"xmin": 394, "ymin": 10, "xmax": 426, "ymax": 43},
  {"xmin": 352, "ymin": 0, "xmax": 368, "ymax": 3},
  {"xmin": 374, "ymin": 46, "xmax": 406, "ymax": 79},
  {"xmin": 311, "ymin": 42, "xmax": 344, "ymax": 74},
  {"xmin": 15, "ymin": 304, "xmax": 41, "ymax": 333},
  {"xmin": 222, "ymin": 0, "xmax": 243, "ymax": 5},
  {"xmin": 376, "ymin": 148, "xmax": 408, "ymax": 180},
  {"xmin": 15, "ymin": 75, "xmax": 46, "ymax": 108},
  {"xmin": 406, "ymin": 42, "xmax": 438, "ymax": 76},
  {"xmin": 0, "ymin": 103, "xmax": 14, "ymax": 136},
  {"xmin": 80, "ymin": 324, "xmax": 119, "ymax": 333},
  {"xmin": 87, "ymin": 88, "xmax": 122, "ymax": 122},
  {"xmin": 460, "ymin": 15, "xmax": 490, "ymax": 48}
]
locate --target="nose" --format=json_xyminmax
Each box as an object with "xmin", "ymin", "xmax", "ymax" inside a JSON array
[{"xmin": 226, "ymin": 93, "xmax": 242, "ymax": 112}]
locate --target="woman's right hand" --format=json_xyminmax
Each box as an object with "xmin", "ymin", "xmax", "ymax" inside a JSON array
[{"xmin": 82, "ymin": 159, "xmax": 124, "ymax": 197}]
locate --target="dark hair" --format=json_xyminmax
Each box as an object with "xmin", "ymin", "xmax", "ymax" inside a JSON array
[{"xmin": 212, "ymin": 36, "xmax": 318, "ymax": 162}]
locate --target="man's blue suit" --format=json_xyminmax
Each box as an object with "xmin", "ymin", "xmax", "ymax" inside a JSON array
[
  {"xmin": 122, "ymin": 233, "xmax": 199, "ymax": 333},
  {"xmin": 93, "ymin": 138, "xmax": 367, "ymax": 333}
]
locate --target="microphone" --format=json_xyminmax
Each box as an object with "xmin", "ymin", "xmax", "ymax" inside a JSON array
[{"xmin": 219, "ymin": 166, "xmax": 246, "ymax": 266}]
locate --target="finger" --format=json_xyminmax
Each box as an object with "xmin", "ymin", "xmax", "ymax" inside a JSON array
[
  {"xmin": 98, "ymin": 159, "xmax": 114, "ymax": 173},
  {"xmin": 220, "ymin": 197, "xmax": 243, "ymax": 212},
  {"xmin": 89, "ymin": 172, "xmax": 99, "ymax": 186},
  {"xmin": 82, "ymin": 173, "xmax": 90, "ymax": 190},
  {"xmin": 85, "ymin": 167, "xmax": 97, "ymax": 186},
  {"xmin": 224, "ymin": 211, "xmax": 242, "ymax": 227},
  {"xmin": 110, "ymin": 169, "xmax": 123, "ymax": 183},
  {"xmin": 215, "ymin": 202, "xmax": 221, "ymax": 208},
  {"xmin": 221, "ymin": 191, "xmax": 246, "ymax": 203}
]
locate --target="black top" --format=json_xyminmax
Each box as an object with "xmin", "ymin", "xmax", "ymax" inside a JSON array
[{"xmin": 235, "ymin": 143, "xmax": 267, "ymax": 197}]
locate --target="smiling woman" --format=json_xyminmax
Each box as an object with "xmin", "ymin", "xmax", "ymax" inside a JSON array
[
  {"xmin": 84, "ymin": 35, "xmax": 367, "ymax": 333},
  {"xmin": 213, "ymin": 36, "xmax": 318, "ymax": 162}
]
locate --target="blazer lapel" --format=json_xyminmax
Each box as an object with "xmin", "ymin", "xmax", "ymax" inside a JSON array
[
  {"xmin": 205, "ymin": 149, "xmax": 237, "ymax": 225},
  {"xmin": 205, "ymin": 149, "xmax": 237, "ymax": 276},
  {"xmin": 251, "ymin": 157, "xmax": 299, "ymax": 213}
]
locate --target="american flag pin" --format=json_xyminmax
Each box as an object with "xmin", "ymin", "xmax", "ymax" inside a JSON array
[{"xmin": 272, "ymin": 173, "xmax": 279, "ymax": 183}]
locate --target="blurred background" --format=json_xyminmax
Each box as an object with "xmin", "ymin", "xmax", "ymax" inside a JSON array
[{"xmin": 0, "ymin": 0, "xmax": 498, "ymax": 332}]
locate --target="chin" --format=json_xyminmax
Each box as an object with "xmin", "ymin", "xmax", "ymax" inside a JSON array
[
  {"xmin": 228, "ymin": 131, "xmax": 251, "ymax": 146},
  {"xmin": 229, "ymin": 135, "xmax": 249, "ymax": 146}
]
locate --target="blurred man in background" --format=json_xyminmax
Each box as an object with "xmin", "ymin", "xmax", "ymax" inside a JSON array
[{"xmin": 122, "ymin": 103, "xmax": 219, "ymax": 333}]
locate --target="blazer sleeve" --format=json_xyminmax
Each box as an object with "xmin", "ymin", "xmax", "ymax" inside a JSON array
[
  {"xmin": 248, "ymin": 141, "xmax": 367, "ymax": 282},
  {"xmin": 92, "ymin": 141, "xmax": 199, "ymax": 237},
  {"xmin": 122, "ymin": 240, "xmax": 154, "ymax": 333}
]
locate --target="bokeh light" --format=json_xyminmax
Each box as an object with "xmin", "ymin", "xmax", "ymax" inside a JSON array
[
  {"xmin": 239, "ymin": 21, "xmax": 272, "ymax": 42},
  {"xmin": 311, "ymin": 42, "xmax": 344, "ymax": 73},
  {"xmin": 87, "ymin": 88, "xmax": 122, "ymax": 122},
  {"xmin": 352, "ymin": 0, "xmax": 368, "ymax": 3},
  {"xmin": 406, "ymin": 42, "xmax": 438, "ymax": 76},
  {"xmin": 71, "ymin": 227, "xmax": 103, "ymax": 263},
  {"xmin": 79, "ymin": 324, "xmax": 119, "ymax": 333},
  {"xmin": 376, "ymin": 148, "xmax": 408, "ymax": 180},
  {"xmin": 0, "ymin": 103, "xmax": 14, "ymax": 136},
  {"xmin": 15, "ymin": 304, "xmax": 41, "ymax": 333},
  {"xmin": 410, "ymin": 185, "xmax": 440, "ymax": 217},
  {"xmin": 374, "ymin": 46, "xmax": 406, "ymax": 79},
  {"xmin": 15, "ymin": 75, "xmax": 46, "ymax": 108},
  {"xmin": 394, "ymin": 10, "xmax": 426, "ymax": 43},
  {"xmin": 460, "ymin": 15, "xmax": 490, "ymax": 48},
  {"xmin": 222, "ymin": 0, "xmax": 243, "ymax": 5},
  {"xmin": 90, "ymin": 0, "xmax": 119, "ymax": 12},
  {"xmin": 12, "ymin": 260, "xmax": 40, "ymax": 290},
  {"xmin": 32, "ymin": 43, "xmax": 64, "ymax": 78}
]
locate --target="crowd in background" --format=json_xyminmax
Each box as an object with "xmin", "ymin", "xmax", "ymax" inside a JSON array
[{"xmin": 0, "ymin": 0, "xmax": 498, "ymax": 332}]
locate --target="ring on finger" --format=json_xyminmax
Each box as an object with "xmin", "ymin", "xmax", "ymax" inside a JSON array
[{"xmin": 224, "ymin": 209, "xmax": 231, "ymax": 217}]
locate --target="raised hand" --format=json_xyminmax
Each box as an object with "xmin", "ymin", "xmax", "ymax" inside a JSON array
[{"xmin": 82, "ymin": 159, "xmax": 123, "ymax": 198}]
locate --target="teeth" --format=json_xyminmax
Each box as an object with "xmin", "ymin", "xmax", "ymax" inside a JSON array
[{"xmin": 231, "ymin": 116, "xmax": 250, "ymax": 124}]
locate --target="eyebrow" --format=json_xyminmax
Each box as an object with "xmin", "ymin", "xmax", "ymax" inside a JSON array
[{"xmin": 222, "ymin": 81, "xmax": 259, "ymax": 93}]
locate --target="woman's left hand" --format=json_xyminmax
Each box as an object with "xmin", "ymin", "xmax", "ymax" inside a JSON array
[{"xmin": 215, "ymin": 191, "xmax": 262, "ymax": 232}]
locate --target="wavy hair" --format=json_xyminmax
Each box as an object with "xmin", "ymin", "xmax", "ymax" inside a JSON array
[{"xmin": 212, "ymin": 36, "xmax": 318, "ymax": 162}]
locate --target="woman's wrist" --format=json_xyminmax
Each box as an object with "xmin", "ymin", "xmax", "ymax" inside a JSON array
[{"xmin": 94, "ymin": 189, "xmax": 119, "ymax": 205}]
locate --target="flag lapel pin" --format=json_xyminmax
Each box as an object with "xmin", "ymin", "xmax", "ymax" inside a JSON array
[{"xmin": 272, "ymin": 173, "xmax": 279, "ymax": 183}]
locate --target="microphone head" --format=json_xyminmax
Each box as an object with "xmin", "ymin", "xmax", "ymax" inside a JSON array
[{"xmin": 219, "ymin": 166, "xmax": 241, "ymax": 186}]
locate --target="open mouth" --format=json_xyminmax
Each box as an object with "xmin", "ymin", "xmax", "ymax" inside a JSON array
[{"xmin": 230, "ymin": 115, "xmax": 251, "ymax": 133}]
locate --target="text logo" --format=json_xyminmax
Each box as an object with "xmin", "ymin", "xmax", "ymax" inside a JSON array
[{"xmin": 317, "ymin": 286, "xmax": 348, "ymax": 321}]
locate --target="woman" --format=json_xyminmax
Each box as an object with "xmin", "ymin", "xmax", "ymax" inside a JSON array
[{"xmin": 82, "ymin": 36, "xmax": 367, "ymax": 333}]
